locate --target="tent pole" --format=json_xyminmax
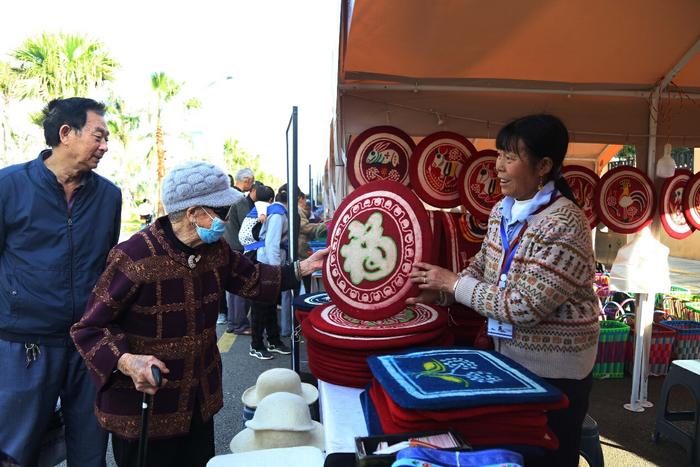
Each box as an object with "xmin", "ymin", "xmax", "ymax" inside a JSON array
[{"xmin": 624, "ymin": 90, "xmax": 660, "ymax": 413}]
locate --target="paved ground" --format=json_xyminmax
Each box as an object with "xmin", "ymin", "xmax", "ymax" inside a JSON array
[{"xmin": 668, "ymin": 256, "xmax": 700, "ymax": 293}]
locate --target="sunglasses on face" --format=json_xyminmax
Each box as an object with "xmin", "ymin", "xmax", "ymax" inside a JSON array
[{"xmin": 203, "ymin": 206, "xmax": 230, "ymax": 221}]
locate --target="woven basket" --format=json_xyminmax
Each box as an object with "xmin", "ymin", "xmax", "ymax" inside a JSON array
[
  {"xmin": 626, "ymin": 323, "xmax": 676, "ymax": 376},
  {"xmin": 658, "ymin": 320, "xmax": 700, "ymax": 360},
  {"xmin": 593, "ymin": 320, "xmax": 630, "ymax": 379}
]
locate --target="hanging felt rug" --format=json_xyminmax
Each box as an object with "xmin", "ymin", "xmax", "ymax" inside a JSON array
[
  {"xmin": 593, "ymin": 165, "xmax": 655, "ymax": 234},
  {"xmin": 660, "ymin": 169, "xmax": 694, "ymax": 239},
  {"xmin": 346, "ymin": 126, "xmax": 415, "ymax": 188},
  {"xmin": 308, "ymin": 303, "xmax": 446, "ymax": 337},
  {"xmin": 562, "ymin": 165, "xmax": 599, "ymax": 229},
  {"xmin": 323, "ymin": 180, "xmax": 432, "ymax": 320},
  {"xmin": 408, "ymin": 131, "xmax": 476, "ymax": 208},
  {"xmin": 682, "ymin": 170, "xmax": 700, "ymax": 231},
  {"xmin": 458, "ymin": 149, "xmax": 502, "ymax": 220}
]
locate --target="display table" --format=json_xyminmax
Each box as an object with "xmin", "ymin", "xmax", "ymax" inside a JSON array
[{"xmin": 318, "ymin": 379, "xmax": 367, "ymax": 454}]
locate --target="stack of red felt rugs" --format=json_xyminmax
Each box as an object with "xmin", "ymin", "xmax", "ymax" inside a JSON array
[
  {"xmin": 302, "ymin": 303, "xmax": 452, "ymax": 388},
  {"xmin": 361, "ymin": 348, "xmax": 569, "ymax": 452}
]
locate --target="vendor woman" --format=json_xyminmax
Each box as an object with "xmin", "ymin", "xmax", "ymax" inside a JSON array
[{"xmin": 408, "ymin": 114, "xmax": 600, "ymax": 467}]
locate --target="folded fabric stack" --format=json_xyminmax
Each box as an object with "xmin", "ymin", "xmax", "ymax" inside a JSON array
[
  {"xmin": 362, "ymin": 348, "xmax": 568, "ymax": 451},
  {"xmin": 302, "ymin": 303, "xmax": 452, "ymax": 388},
  {"xmin": 292, "ymin": 292, "xmax": 331, "ymax": 325},
  {"xmin": 446, "ymin": 303, "xmax": 486, "ymax": 346}
]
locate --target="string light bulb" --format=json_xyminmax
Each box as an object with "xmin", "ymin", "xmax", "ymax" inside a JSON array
[{"xmin": 435, "ymin": 112, "xmax": 444, "ymax": 126}]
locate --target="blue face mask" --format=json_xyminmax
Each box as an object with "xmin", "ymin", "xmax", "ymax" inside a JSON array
[{"xmin": 195, "ymin": 208, "xmax": 227, "ymax": 243}]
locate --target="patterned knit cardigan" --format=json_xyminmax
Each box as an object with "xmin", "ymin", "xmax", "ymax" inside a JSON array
[
  {"xmin": 454, "ymin": 197, "xmax": 600, "ymax": 380},
  {"xmin": 70, "ymin": 219, "xmax": 281, "ymax": 439}
]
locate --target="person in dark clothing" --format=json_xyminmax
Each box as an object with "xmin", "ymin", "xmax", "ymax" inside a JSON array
[
  {"xmin": 71, "ymin": 161, "xmax": 327, "ymax": 467},
  {"xmin": 0, "ymin": 98, "xmax": 121, "ymax": 466}
]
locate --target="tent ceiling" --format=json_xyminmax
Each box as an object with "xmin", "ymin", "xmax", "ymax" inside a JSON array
[{"xmin": 342, "ymin": 0, "xmax": 700, "ymax": 90}]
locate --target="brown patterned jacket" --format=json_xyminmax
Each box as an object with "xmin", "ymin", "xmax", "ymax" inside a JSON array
[{"xmin": 71, "ymin": 219, "xmax": 281, "ymax": 439}]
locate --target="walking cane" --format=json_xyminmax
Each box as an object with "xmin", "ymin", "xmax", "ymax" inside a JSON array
[{"xmin": 136, "ymin": 365, "xmax": 162, "ymax": 467}]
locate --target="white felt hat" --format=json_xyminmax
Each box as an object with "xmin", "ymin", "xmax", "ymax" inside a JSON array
[
  {"xmin": 207, "ymin": 447, "xmax": 324, "ymax": 467},
  {"xmin": 230, "ymin": 393, "xmax": 324, "ymax": 453},
  {"xmin": 241, "ymin": 368, "xmax": 318, "ymax": 409}
]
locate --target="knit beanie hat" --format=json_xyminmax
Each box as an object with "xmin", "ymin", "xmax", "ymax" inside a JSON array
[{"xmin": 161, "ymin": 161, "xmax": 243, "ymax": 213}]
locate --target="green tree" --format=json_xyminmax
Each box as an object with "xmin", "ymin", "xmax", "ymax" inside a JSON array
[
  {"xmin": 12, "ymin": 32, "xmax": 118, "ymax": 100},
  {"xmin": 150, "ymin": 71, "xmax": 182, "ymax": 215},
  {"xmin": 223, "ymin": 138, "xmax": 282, "ymax": 189},
  {"xmin": 0, "ymin": 61, "xmax": 18, "ymax": 165}
]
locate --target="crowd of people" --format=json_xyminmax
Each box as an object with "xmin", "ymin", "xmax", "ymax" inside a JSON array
[{"xmin": 0, "ymin": 98, "xmax": 598, "ymax": 467}]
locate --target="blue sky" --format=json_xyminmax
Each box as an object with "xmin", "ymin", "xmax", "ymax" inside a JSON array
[{"xmin": 0, "ymin": 0, "xmax": 340, "ymax": 188}]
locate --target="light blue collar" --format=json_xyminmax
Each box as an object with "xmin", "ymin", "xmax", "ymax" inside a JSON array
[{"xmin": 501, "ymin": 181, "xmax": 556, "ymax": 227}]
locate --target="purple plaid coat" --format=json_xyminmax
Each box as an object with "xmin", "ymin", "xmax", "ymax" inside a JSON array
[{"xmin": 71, "ymin": 219, "xmax": 281, "ymax": 439}]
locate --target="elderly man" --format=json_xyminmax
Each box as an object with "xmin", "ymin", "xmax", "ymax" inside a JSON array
[
  {"xmin": 0, "ymin": 98, "xmax": 121, "ymax": 466},
  {"xmin": 71, "ymin": 161, "xmax": 326, "ymax": 467}
]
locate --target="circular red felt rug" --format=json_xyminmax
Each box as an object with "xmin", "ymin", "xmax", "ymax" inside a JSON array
[
  {"xmin": 346, "ymin": 126, "xmax": 415, "ymax": 188},
  {"xmin": 594, "ymin": 165, "xmax": 655, "ymax": 234},
  {"xmin": 409, "ymin": 131, "xmax": 476, "ymax": 208},
  {"xmin": 562, "ymin": 165, "xmax": 599, "ymax": 229},
  {"xmin": 308, "ymin": 303, "xmax": 446, "ymax": 337},
  {"xmin": 682, "ymin": 171, "xmax": 700, "ymax": 231},
  {"xmin": 458, "ymin": 149, "xmax": 502, "ymax": 221},
  {"xmin": 293, "ymin": 292, "xmax": 331, "ymax": 312},
  {"xmin": 301, "ymin": 318, "xmax": 447, "ymax": 351},
  {"xmin": 660, "ymin": 169, "xmax": 694, "ymax": 239},
  {"xmin": 323, "ymin": 180, "xmax": 432, "ymax": 320}
]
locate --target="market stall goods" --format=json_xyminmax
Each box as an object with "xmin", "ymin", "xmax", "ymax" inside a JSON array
[
  {"xmin": 292, "ymin": 292, "xmax": 331, "ymax": 325},
  {"xmin": 682, "ymin": 170, "xmax": 700, "ymax": 231},
  {"xmin": 660, "ymin": 169, "xmax": 694, "ymax": 239},
  {"xmin": 230, "ymin": 393, "xmax": 324, "ymax": 453},
  {"xmin": 241, "ymin": 368, "xmax": 318, "ymax": 409},
  {"xmin": 324, "ymin": 180, "xmax": 433, "ymax": 319},
  {"xmin": 594, "ymin": 165, "xmax": 655, "ymax": 234},
  {"xmin": 458, "ymin": 149, "xmax": 502, "ymax": 221},
  {"xmin": 309, "ymin": 302, "xmax": 446, "ymax": 337},
  {"xmin": 367, "ymin": 348, "xmax": 564, "ymax": 410},
  {"xmin": 438, "ymin": 211, "xmax": 483, "ymax": 274},
  {"xmin": 346, "ymin": 126, "xmax": 415, "ymax": 188},
  {"xmin": 408, "ymin": 131, "xmax": 476, "ymax": 208},
  {"xmin": 562, "ymin": 165, "xmax": 599, "ymax": 229}
]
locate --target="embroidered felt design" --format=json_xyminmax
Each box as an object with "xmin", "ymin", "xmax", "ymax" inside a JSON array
[
  {"xmin": 562, "ymin": 165, "xmax": 599, "ymax": 229},
  {"xmin": 324, "ymin": 180, "xmax": 432, "ymax": 319},
  {"xmin": 346, "ymin": 126, "xmax": 414, "ymax": 188},
  {"xmin": 458, "ymin": 150, "xmax": 502, "ymax": 220},
  {"xmin": 340, "ymin": 212, "xmax": 398, "ymax": 284},
  {"xmin": 594, "ymin": 166, "xmax": 655, "ymax": 234},
  {"xmin": 368, "ymin": 348, "xmax": 563, "ymax": 409},
  {"xmin": 660, "ymin": 169, "xmax": 694, "ymax": 239}
]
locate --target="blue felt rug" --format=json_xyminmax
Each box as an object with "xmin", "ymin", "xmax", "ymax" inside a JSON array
[
  {"xmin": 367, "ymin": 348, "xmax": 563, "ymax": 410},
  {"xmin": 359, "ymin": 387, "xmax": 384, "ymax": 435}
]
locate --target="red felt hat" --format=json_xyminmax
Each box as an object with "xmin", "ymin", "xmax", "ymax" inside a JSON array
[
  {"xmin": 308, "ymin": 303, "xmax": 447, "ymax": 337},
  {"xmin": 562, "ymin": 165, "xmax": 600, "ymax": 229},
  {"xmin": 409, "ymin": 131, "xmax": 476, "ymax": 208},
  {"xmin": 323, "ymin": 180, "xmax": 433, "ymax": 320},
  {"xmin": 346, "ymin": 126, "xmax": 415, "ymax": 188}
]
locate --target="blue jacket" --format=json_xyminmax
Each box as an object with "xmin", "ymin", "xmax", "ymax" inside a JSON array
[
  {"xmin": 0, "ymin": 151, "xmax": 122, "ymax": 346},
  {"xmin": 257, "ymin": 203, "xmax": 288, "ymax": 266}
]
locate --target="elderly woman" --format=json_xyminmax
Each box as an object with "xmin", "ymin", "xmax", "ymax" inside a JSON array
[
  {"xmin": 71, "ymin": 161, "xmax": 327, "ymax": 467},
  {"xmin": 408, "ymin": 114, "xmax": 600, "ymax": 467}
]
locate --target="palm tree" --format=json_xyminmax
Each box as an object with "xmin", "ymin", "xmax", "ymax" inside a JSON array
[
  {"xmin": 150, "ymin": 71, "xmax": 182, "ymax": 215},
  {"xmin": 0, "ymin": 61, "xmax": 17, "ymax": 165},
  {"xmin": 12, "ymin": 32, "xmax": 118, "ymax": 101}
]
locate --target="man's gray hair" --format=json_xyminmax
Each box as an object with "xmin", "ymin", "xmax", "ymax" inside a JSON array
[{"xmin": 236, "ymin": 168, "xmax": 254, "ymax": 182}]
